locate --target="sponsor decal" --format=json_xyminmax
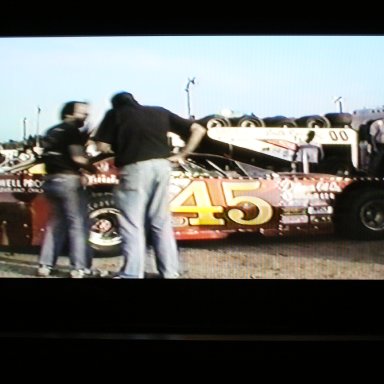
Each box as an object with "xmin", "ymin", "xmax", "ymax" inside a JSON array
[
  {"xmin": 95, "ymin": 161, "xmax": 110, "ymax": 172},
  {"xmin": 279, "ymin": 179, "xmax": 340, "ymax": 203},
  {"xmin": 315, "ymin": 181, "xmax": 342, "ymax": 193},
  {"xmin": 0, "ymin": 178, "xmax": 44, "ymax": 193},
  {"xmin": 280, "ymin": 215, "xmax": 309, "ymax": 224},
  {"xmin": 85, "ymin": 174, "xmax": 118, "ymax": 185},
  {"xmin": 307, "ymin": 206, "xmax": 333, "ymax": 214}
]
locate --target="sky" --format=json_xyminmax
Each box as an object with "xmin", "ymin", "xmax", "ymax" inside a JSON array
[{"xmin": 1, "ymin": 35, "xmax": 384, "ymax": 142}]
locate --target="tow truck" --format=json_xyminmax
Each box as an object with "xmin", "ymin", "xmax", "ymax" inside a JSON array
[{"xmin": 188, "ymin": 107, "xmax": 384, "ymax": 175}]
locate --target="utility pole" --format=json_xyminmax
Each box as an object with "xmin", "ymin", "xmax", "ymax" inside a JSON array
[
  {"xmin": 36, "ymin": 106, "xmax": 41, "ymax": 147},
  {"xmin": 334, "ymin": 96, "xmax": 343, "ymax": 113},
  {"xmin": 23, "ymin": 117, "xmax": 27, "ymax": 143},
  {"xmin": 185, "ymin": 77, "xmax": 196, "ymax": 118}
]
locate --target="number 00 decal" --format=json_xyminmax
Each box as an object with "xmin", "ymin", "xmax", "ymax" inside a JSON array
[
  {"xmin": 222, "ymin": 182, "xmax": 273, "ymax": 225},
  {"xmin": 329, "ymin": 130, "xmax": 349, "ymax": 142}
]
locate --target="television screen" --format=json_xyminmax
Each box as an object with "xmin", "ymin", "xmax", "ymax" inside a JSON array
[{"xmin": 0, "ymin": 15, "xmax": 383, "ymax": 355}]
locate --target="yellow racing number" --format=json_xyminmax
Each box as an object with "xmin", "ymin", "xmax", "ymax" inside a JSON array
[
  {"xmin": 170, "ymin": 180, "xmax": 273, "ymax": 227},
  {"xmin": 222, "ymin": 182, "xmax": 273, "ymax": 225},
  {"xmin": 170, "ymin": 181, "xmax": 225, "ymax": 225}
]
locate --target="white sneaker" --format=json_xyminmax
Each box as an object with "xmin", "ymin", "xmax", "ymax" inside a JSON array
[
  {"xmin": 69, "ymin": 269, "xmax": 86, "ymax": 279},
  {"xmin": 84, "ymin": 268, "xmax": 110, "ymax": 278},
  {"xmin": 37, "ymin": 265, "xmax": 52, "ymax": 277}
]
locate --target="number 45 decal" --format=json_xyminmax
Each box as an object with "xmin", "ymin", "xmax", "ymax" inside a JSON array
[{"xmin": 170, "ymin": 180, "xmax": 273, "ymax": 226}]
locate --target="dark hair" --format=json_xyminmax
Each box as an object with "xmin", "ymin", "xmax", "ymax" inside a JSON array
[
  {"xmin": 111, "ymin": 92, "xmax": 139, "ymax": 108},
  {"xmin": 306, "ymin": 130, "xmax": 316, "ymax": 143},
  {"xmin": 60, "ymin": 101, "xmax": 88, "ymax": 120}
]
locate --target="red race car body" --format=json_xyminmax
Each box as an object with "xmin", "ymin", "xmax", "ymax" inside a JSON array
[{"xmin": 1, "ymin": 153, "xmax": 383, "ymax": 256}]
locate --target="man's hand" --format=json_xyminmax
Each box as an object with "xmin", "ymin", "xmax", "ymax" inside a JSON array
[
  {"xmin": 167, "ymin": 122, "xmax": 206, "ymax": 165},
  {"xmin": 33, "ymin": 146, "xmax": 44, "ymax": 156},
  {"xmin": 96, "ymin": 141, "xmax": 114, "ymax": 154},
  {"xmin": 85, "ymin": 140, "xmax": 100, "ymax": 157},
  {"xmin": 167, "ymin": 153, "xmax": 187, "ymax": 164}
]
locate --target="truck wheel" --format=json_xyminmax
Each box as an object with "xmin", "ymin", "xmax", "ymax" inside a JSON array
[
  {"xmin": 324, "ymin": 113, "xmax": 352, "ymax": 127},
  {"xmin": 88, "ymin": 193, "xmax": 121, "ymax": 257},
  {"xmin": 336, "ymin": 189, "xmax": 384, "ymax": 240}
]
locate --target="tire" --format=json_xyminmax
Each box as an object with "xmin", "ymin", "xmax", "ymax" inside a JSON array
[
  {"xmin": 197, "ymin": 114, "xmax": 231, "ymax": 129},
  {"xmin": 336, "ymin": 188, "xmax": 384, "ymax": 240},
  {"xmin": 238, "ymin": 114, "xmax": 265, "ymax": 127},
  {"xmin": 324, "ymin": 113, "xmax": 353, "ymax": 127},
  {"xmin": 263, "ymin": 116, "xmax": 297, "ymax": 127},
  {"xmin": 295, "ymin": 115, "xmax": 331, "ymax": 128},
  {"xmin": 88, "ymin": 193, "xmax": 122, "ymax": 257}
]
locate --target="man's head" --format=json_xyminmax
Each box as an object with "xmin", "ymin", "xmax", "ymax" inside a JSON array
[
  {"xmin": 306, "ymin": 130, "xmax": 316, "ymax": 143},
  {"xmin": 61, "ymin": 101, "xmax": 89, "ymax": 126},
  {"xmin": 111, "ymin": 92, "xmax": 139, "ymax": 108}
]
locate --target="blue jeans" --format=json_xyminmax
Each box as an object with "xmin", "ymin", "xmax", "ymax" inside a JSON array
[
  {"xmin": 114, "ymin": 159, "xmax": 179, "ymax": 278},
  {"xmin": 39, "ymin": 174, "xmax": 92, "ymax": 270}
]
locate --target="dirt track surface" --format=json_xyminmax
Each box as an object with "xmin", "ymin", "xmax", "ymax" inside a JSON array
[{"xmin": 1, "ymin": 233, "xmax": 384, "ymax": 279}]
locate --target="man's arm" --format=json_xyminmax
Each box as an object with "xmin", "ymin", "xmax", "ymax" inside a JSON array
[
  {"xmin": 370, "ymin": 121, "xmax": 379, "ymax": 152},
  {"xmin": 95, "ymin": 141, "xmax": 114, "ymax": 153},
  {"xmin": 91, "ymin": 110, "xmax": 116, "ymax": 154},
  {"xmin": 69, "ymin": 144, "xmax": 97, "ymax": 173},
  {"xmin": 168, "ymin": 122, "xmax": 206, "ymax": 163}
]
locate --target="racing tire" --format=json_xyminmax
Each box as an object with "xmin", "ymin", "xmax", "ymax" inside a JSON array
[
  {"xmin": 88, "ymin": 193, "xmax": 122, "ymax": 257},
  {"xmin": 336, "ymin": 188, "xmax": 384, "ymax": 240},
  {"xmin": 197, "ymin": 114, "xmax": 231, "ymax": 129},
  {"xmin": 238, "ymin": 115, "xmax": 265, "ymax": 127},
  {"xmin": 263, "ymin": 116, "xmax": 297, "ymax": 127},
  {"xmin": 295, "ymin": 115, "xmax": 331, "ymax": 128},
  {"xmin": 324, "ymin": 112, "xmax": 353, "ymax": 127}
]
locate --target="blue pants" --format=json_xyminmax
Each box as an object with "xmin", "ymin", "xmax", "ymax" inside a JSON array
[
  {"xmin": 39, "ymin": 174, "xmax": 91, "ymax": 270},
  {"xmin": 114, "ymin": 159, "xmax": 179, "ymax": 278}
]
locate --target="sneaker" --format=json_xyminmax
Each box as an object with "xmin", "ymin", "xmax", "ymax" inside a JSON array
[
  {"xmin": 111, "ymin": 273, "xmax": 137, "ymax": 279},
  {"xmin": 69, "ymin": 269, "xmax": 86, "ymax": 279},
  {"xmin": 98, "ymin": 270, "xmax": 110, "ymax": 278},
  {"xmin": 37, "ymin": 265, "xmax": 52, "ymax": 277},
  {"xmin": 110, "ymin": 272, "xmax": 126, "ymax": 279},
  {"xmin": 83, "ymin": 268, "xmax": 110, "ymax": 278}
]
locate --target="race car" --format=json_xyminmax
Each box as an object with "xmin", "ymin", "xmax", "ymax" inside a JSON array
[{"xmin": 0, "ymin": 152, "xmax": 383, "ymax": 257}]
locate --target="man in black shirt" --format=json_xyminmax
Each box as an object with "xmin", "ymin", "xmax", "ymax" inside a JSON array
[
  {"xmin": 369, "ymin": 119, "xmax": 384, "ymax": 176},
  {"xmin": 94, "ymin": 92, "xmax": 206, "ymax": 278},
  {"xmin": 37, "ymin": 101, "xmax": 96, "ymax": 278}
]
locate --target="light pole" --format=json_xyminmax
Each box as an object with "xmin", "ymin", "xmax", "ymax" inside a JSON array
[
  {"xmin": 36, "ymin": 106, "xmax": 41, "ymax": 147},
  {"xmin": 23, "ymin": 117, "xmax": 27, "ymax": 143},
  {"xmin": 334, "ymin": 96, "xmax": 343, "ymax": 113},
  {"xmin": 185, "ymin": 77, "xmax": 196, "ymax": 118}
]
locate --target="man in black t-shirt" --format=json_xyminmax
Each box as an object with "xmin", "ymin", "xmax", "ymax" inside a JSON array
[
  {"xmin": 93, "ymin": 92, "xmax": 206, "ymax": 278},
  {"xmin": 369, "ymin": 119, "xmax": 384, "ymax": 177},
  {"xmin": 37, "ymin": 101, "xmax": 96, "ymax": 278}
]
